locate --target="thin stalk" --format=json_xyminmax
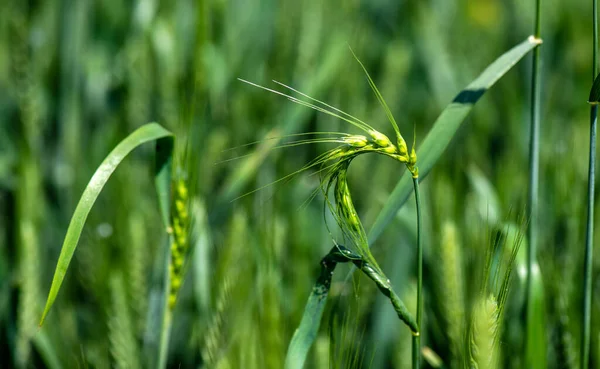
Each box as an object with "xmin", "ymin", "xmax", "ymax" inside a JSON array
[
  {"xmin": 526, "ymin": 0, "xmax": 542, "ymax": 356},
  {"xmin": 158, "ymin": 235, "xmax": 174, "ymax": 369},
  {"xmin": 582, "ymin": 1, "xmax": 597, "ymax": 367},
  {"xmin": 412, "ymin": 177, "xmax": 423, "ymax": 369}
]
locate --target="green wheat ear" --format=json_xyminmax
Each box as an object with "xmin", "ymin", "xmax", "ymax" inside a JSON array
[
  {"xmin": 167, "ymin": 176, "xmax": 190, "ymax": 310},
  {"xmin": 237, "ymin": 74, "xmax": 415, "ymax": 264},
  {"xmin": 470, "ymin": 295, "xmax": 500, "ymax": 369}
]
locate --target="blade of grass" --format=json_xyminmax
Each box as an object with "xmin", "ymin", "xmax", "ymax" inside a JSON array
[
  {"xmin": 286, "ymin": 245, "xmax": 418, "ymax": 369},
  {"xmin": 285, "ymin": 249, "xmax": 339, "ymax": 369},
  {"xmin": 39, "ymin": 122, "xmax": 174, "ymax": 326},
  {"xmin": 368, "ymin": 36, "xmax": 541, "ymax": 244}
]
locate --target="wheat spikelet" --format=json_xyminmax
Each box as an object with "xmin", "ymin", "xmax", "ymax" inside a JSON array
[{"xmin": 168, "ymin": 177, "xmax": 190, "ymax": 310}]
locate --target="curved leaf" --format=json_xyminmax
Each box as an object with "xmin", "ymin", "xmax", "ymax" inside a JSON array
[
  {"xmin": 368, "ymin": 36, "xmax": 541, "ymax": 244},
  {"xmin": 39, "ymin": 123, "xmax": 174, "ymax": 326}
]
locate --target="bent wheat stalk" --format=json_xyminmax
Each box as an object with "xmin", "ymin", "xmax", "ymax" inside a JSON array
[{"xmin": 239, "ymin": 48, "xmax": 424, "ymax": 369}]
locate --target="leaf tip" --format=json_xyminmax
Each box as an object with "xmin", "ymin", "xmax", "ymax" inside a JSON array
[{"xmin": 527, "ymin": 35, "xmax": 543, "ymax": 45}]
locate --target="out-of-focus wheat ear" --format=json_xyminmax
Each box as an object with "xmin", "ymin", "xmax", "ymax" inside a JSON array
[
  {"xmin": 108, "ymin": 272, "xmax": 141, "ymax": 369},
  {"xmin": 436, "ymin": 221, "xmax": 466, "ymax": 367},
  {"xmin": 201, "ymin": 278, "xmax": 232, "ymax": 367},
  {"xmin": 555, "ymin": 295, "xmax": 577, "ymax": 369},
  {"xmin": 127, "ymin": 210, "xmax": 149, "ymax": 336},
  {"xmin": 470, "ymin": 295, "xmax": 500, "ymax": 369}
]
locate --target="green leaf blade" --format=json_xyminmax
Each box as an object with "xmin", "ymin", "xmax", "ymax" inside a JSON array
[
  {"xmin": 285, "ymin": 262, "xmax": 335, "ymax": 369},
  {"xmin": 39, "ymin": 123, "xmax": 174, "ymax": 326},
  {"xmin": 368, "ymin": 36, "xmax": 541, "ymax": 244}
]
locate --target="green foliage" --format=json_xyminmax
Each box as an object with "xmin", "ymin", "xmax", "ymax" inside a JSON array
[
  {"xmin": 368, "ymin": 37, "xmax": 540, "ymax": 244},
  {"xmin": 39, "ymin": 123, "xmax": 174, "ymax": 326},
  {"xmin": 1, "ymin": 1, "xmax": 598, "ymax": 368}
]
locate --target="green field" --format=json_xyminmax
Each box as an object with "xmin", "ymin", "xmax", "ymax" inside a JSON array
[{"xmin": 1, "ymin": 1, "xmax": 598, "ymax": 368}]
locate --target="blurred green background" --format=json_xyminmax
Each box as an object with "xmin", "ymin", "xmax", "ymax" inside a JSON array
[{"xmin": 0, "ymin": 0, "xmax": 598, "ymax": 368}]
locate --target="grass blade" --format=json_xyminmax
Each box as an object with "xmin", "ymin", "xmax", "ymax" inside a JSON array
[
  {"xmin": 368, "ymin": 36, "xmax": 541, "ymax": 244},
  {"xmin": 285, "ymin": 251, "xmax": 338, "ymax": 369},
  {"xmin": 39, "ymin": 123, "xmax": 174, "ymax": 326}
]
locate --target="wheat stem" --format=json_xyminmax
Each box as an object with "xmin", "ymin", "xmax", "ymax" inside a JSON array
[
  {"xmin": 157, "ymin": 235, "xmax": 173, "ymax": 369},
  {"xmin": 412, "ymin": 177, "xmax": 423, "ymax": 369},
  {"xmin": 526, "ymin": 0, "xmax": 542, "ymax": 361}
]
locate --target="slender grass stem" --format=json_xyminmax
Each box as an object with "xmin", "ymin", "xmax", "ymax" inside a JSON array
[
  {"xmin": 158, "ymin": 235, "xmax": 174, "ymax": 369},
  {"xmin": 582, "ymin": 1, "xmax": 597, "ymax": 367},
  {"xmin": 526, "ymin": 0, "xmax": 542, "ymax": 358},
  {"xmin": 412, "ymin": 177, "xmax": 423, "ymax": 369}
]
